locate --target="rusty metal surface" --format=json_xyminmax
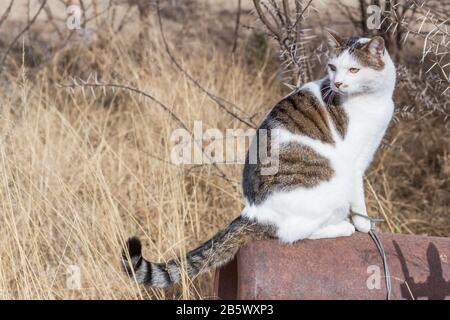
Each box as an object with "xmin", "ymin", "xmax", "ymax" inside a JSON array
[
  {"xmin": 214, "ymin": 233, "xmax": 450, "ymax": 300},
  {"xmin": 213, "ymin": 255, "xmax": 238, "ymax": 300}
]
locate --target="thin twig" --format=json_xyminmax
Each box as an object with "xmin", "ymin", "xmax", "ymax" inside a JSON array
[
  {"xmin": 231, "ymin": 0, "xmax": 242, "ymax": 53},
  {"xmin": 0, "ymin": 0, "xmax": 14, "ymax": 29},
  {"xmin": 252, "ymin": 0, "xmax": 314, "ymax": 86},
  {"xmin": 155, "ymin": 0, "xmax": 256, "ymax": 129},
  {"xmin": 0, "ymin": 0, "xmax": 47, "ymax": 75},
  {"xmin": 59, "ymin": 75, "xmax": 189, "ymax": 131},
  {"xmin": 58, "ymin": 75, "xmax": 236, "ymax": 187}
]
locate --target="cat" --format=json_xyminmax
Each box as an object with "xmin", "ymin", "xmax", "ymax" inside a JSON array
[{"xmin": 121, "ymin": 32, "xmax": 396, "ymax": 288}]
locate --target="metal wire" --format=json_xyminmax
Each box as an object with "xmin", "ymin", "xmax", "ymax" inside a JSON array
[{"xmin": 351, "ymin": 211, "xmax": 392, "ymax": 300}]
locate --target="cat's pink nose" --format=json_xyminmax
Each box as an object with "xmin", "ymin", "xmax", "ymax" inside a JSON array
[{"xmin": 334, "ymin": 82, "xmax": 343, "ymax": 88}]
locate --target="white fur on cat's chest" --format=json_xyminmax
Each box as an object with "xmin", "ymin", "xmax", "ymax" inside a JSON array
[{"xmin": 338, "ymin": 96, "xmax": 394, "ymax": 164}]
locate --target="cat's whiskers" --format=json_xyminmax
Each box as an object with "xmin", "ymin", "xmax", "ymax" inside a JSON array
[
  {"xmin": 321, "ymin": 86, "xmax": 334, "ymax": 106},
  {"xmin": 327, "ymin": 91, "xmax": 336, "ymax": 106},
  {"xmin": 321, "ymin": 85, "xmax": 337, "ymax": 107}
]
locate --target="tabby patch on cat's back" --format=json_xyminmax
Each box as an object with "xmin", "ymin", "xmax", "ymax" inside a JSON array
[{"xmin": 243, "ymin": 81, "xmax": 347, "ymax": 206}]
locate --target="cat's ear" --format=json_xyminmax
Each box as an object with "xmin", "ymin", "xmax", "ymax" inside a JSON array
[
  {"xmin": 363, "ymin": 36, "xmax": 385, "ymax": 57},
  {"xmin": 325, "ymin": 29, "xmax": 344, "ymax": 49}
]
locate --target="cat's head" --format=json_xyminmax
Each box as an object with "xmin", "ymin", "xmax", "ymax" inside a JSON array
[{"xmin": 325, "ymin": 31, "xmax": 396, "ymax": 96}]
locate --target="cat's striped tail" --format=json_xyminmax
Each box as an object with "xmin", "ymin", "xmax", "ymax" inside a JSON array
[{"xmin": 121, "ymin": 216, "xmax": 273, "ymax": 288}]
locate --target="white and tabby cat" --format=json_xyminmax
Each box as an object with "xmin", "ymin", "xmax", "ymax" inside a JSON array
[{"xmin": 122, "ymin": 32, "xmax": 396, "ymax": 287}]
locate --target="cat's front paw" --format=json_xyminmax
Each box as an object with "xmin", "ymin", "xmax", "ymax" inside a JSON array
[{"xmin": 352, "ymin": 215, "xmax": 372, "ymax": 233}]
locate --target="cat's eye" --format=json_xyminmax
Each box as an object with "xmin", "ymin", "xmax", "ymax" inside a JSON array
[
  {"xmin": 349, "ymin": 67, "xmax": 360, "ymax": 73},
  {"xmin": 328, "ymin": 64, "xmax": 336, "ymax": 71}
]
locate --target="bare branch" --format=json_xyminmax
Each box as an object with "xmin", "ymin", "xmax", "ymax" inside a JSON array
[
  {"xmin": 253, "ymin": 0, "xmax": 282, "ymax": 39},
  {"xmin": 0, "ymin": 0, "xmax": 47, "ymax": 75},
  {"xmin": 0, "ymin": 0, "xmax": 14, "ymax": 29},
  {"xmin": 58, "ymin": 74, "xmax": 236, "ymax": 186},
  {"xmin": 383, "ymin": 0, "xmax": 450, "ymax": 94},
  {"xmin": 252, "ymin": 0, "xmax": 314, "ymax": 86},
  {"xmin": 155, "ymin": 0, "xmax": 256, "ymax": 128},
  {"xmin": 231, "ymin": 0, "xmax": 242, "ymax": 53}
]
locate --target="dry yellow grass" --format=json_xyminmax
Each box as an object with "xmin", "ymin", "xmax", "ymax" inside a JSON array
[
  {"xmin": 0, "ymin": 1, "xmax": 448, "ymax": 300},
  {"xmin": 0, "ymin": 14, "xmax": 281, "ymax": 299}
]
